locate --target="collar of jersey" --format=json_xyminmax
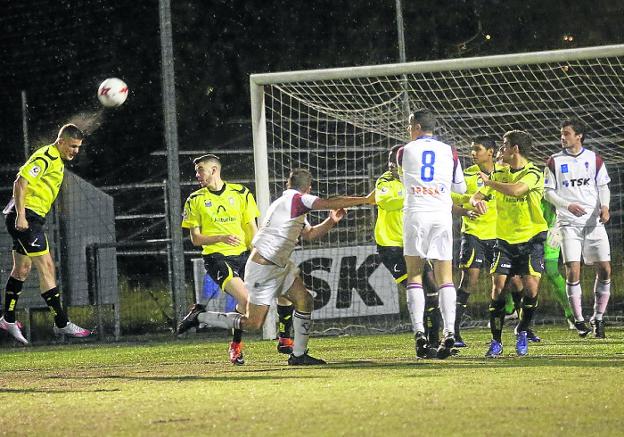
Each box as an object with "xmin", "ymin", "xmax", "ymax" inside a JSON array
[
  {"xmin": 207, "ymin": 182, "xmax": 227, "ymax": 196},
  {"xmin": 509, "ymin": 162, "xmax": 530, "ymax": 173},
  {"xmin": 48, "ymin": 144, "xmax": 61, "ymax": 158},
  {"xmin": 478, "ymin": 163, "xmax": 498, "ymax": 176},
  {"xmin": 563, "ymin": 147, "xmax": 585, "ymax": 158},
  {"xmin": 416, "ymin": 135, "xmax": 436, "ymax": 140}
]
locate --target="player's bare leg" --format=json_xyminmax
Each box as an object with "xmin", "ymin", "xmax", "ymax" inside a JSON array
[
  {"xmin": 0, "ymin": 252, "xmax": 31, "ymax": 344},
  {"xmin": 422, "ymin": 262, "xmax": 441, "ymax": 353},
  {"xmin": 590, "ymin": 261, "xmax": 611, "ymax": 338},
  {"xmin": 29, "ymin": 253, "xmax": 91, "ymax": 338},
  {"xmin": 284, "ymin": 276, "xmax": 325, "ymax": 365},
  {"xmin": 276, "ymin": 295, "xmax": 294, "ymax": 354},
  {"xmin": 565, "ymin": 261, "xmax": 591, "ymax": 336},
  {"xmin": 509, "ymin": 275, "xmax": 541, "ymax": 343},
  {"xmin": 223, "ymin": 277, "xmax": 250, "ymax": 364},
  {"xmin": 485, "ymin": 274, "xmax": 508, "ymax": 357},
  {"xmin": 513, "ymin": 275, "xmax": 540, "ymax": 355},
  {"xmin": 455, "ymin": 267, "xmax": 480, "ymax": 347},
  {"xmin": 179, "ymin": 289, "xmax": 264, "ymax": 336},
  {"xmin": 432, "ymin": 259, "xmax": 456, "ymax": 359},
  {"xmin": 507, "ymin": 275, "xmax": 524, "ymax": 317},
  {"xmin": 404, "ymin": 255, "xmax": 428, "ymax": 358}
]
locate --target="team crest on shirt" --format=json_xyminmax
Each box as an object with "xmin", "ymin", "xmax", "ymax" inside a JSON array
[
  {"xmin": 380, "ymin": 187, "xmax": 388, "ymax": 193},
  {"xmin": 229, "ymin": 197, "xmax": 235, "ymax": 205},
  {"xmin": 561, "ymin": 164, "xmax": 569, "ymax": 173},
  {"xmin": 204, "ymin": 200, "xmax": 212, "ymax": 207},
  {"xmin": 29, "ymin": 165, "xmax": 41, "ymax": 177},
  {"xmin": 476, "ymin": 178, "xmax": 484, "ymax": 187}
]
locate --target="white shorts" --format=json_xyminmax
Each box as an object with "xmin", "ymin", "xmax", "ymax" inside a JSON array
[
  {"xmin": 244, "ymin": 258, "xmax": 299, "ymax": 306},
  {"xmin": 403, "ymin": 210, "xmax": 453, "ymax": 260},
  {"xmin": 560, "ymin": 225, "xmax": 610, "ymax": 265}
]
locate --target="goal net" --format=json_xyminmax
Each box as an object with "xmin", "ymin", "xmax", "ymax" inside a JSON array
[{"xmin": 250, "ymin": 44, "xmax": 624, "ymax": 335}]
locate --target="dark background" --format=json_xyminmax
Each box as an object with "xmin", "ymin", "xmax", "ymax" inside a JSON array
[{"xmin": 1, "ymin": 0, "xmax": 622, "ymax": 186}]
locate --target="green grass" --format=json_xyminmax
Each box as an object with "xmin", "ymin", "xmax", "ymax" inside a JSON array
[{"xmin": 1, "ymin": 327, "xmax": 623, "ymax": 436}]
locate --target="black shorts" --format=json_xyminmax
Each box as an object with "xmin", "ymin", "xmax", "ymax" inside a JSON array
[
  {"xmin": 459, "ymin": 234, "xmax": 496, "ymax": 270},
  {"xmin": 377, "ymin": 245, "xmax": 407, "ymax": 283},
  {"xmin": 202, "ymin": 251, "xmax": 250, "ymax": 289},
  {"xmin": 5, "ymin": 209, "xmax": 49, "ymax": 256},
  {"xmin": 491, "ymin": 232, "xmax": 547, "ymax": 277},
  {"xmin": 377, "ymin": 245, "xmax": 433, "ymax": 283}
]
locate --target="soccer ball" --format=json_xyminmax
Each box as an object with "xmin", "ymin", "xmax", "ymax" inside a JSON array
[{"xmin": 97, "ymin": 78, "xmax": 129, "ymax": 107}]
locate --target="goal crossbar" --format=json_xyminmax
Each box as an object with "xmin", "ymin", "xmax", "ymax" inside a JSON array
[{"xmin": 251, "ymin": 44, "xmax": 624, "ymax": 85}]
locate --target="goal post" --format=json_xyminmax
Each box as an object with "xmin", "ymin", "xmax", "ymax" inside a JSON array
[{"xmin": 250, "ymin": 44, "xmax": 624, "ymax": 336}]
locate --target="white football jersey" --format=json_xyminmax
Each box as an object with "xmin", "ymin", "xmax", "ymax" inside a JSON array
[
  {"xmin": 398, "ymin": 136, "xmax": 465, "ymax": 212},
  {"xmin": 544, "ymin": 148, "xmax": 610, "ymax": 226},
  {"xmin": 252, "ymin": 189, "xmax": 317, "ymax": 267}
]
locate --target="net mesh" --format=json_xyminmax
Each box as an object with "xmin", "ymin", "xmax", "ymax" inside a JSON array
[
  {"xmin": 257, "ymin": 46, "xmax": 624, "ymax": 330},
  {"xmin": 271, "ymin": 57, "xmax": 624, "ymax": 163}
]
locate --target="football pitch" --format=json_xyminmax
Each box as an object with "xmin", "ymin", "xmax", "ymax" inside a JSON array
[{"xmin": 1, "ymin": 327, "xmax": 622, "ymax": 436}]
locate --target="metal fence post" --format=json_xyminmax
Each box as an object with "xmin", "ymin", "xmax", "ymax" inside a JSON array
[{"xmin": 159, "ymin": 0, "xmax": 187, "ymax": 324}]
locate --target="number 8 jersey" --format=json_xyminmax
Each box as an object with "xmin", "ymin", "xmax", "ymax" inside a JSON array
[{"xmin": 398, "ymin": 135, "xmax": 466, "ymax": 212}]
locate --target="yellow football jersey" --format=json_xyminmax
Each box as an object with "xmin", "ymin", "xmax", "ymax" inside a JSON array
[
  {"xmin": 18, "ymin": 145, "xmax": 65, "ymax": 217},
  {"xmin": 182, "ymin": 182, "xmax": 259, "ymax": 256},
  {"xmin": 452, "ymin": 163, "xmax": 498, "ymax": 240},
  {"xmin": 481, "ymin": 162, "xmax": 548, "ymax": 244},
  {"xmin": 374, "ymin": 171, "xmax": 404, "ymax": 247}
]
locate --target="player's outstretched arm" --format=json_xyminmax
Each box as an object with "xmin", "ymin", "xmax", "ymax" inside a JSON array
[
  {"xmin": 301, "ymin": 208, "xmax": 346, "ymax": 241},
  {"xmin": 311, "ymin": 194, "xmax": 374, "ymax": 211}
]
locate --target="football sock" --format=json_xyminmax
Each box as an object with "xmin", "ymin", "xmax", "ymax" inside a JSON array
[
  {"xmin": 3, "ymin": 276, "xmax": 24, "ymax": 323},
  {"xmin": 489, "ymin": 296, "xmax": 506, "ymax": 342},
  {"xmin": 455, "ymin": 288, "xmax": 470, "ymax": 334},
  {"xmin": 232, "ymin": 329, "xmax": 243, "ymax": 343},
  {"xmin": 197, "ymin": 311, "xmax": 242, "ymax": 330},
  {"xmin": 406, "ymin": 283, "xmax": 424, "ymax": 333},
  {"xmin": 545, "ymin": 258, "xmax": 573, "ymax": 318},
  {"xmin": 277, "ymin": 303, "xmax": 294, "ymax": 338},
  {"xmin": 438, "ymin": 283, "xmax": 457, "ymax": 334},
  {"xmin": 292, "ymin": 311, "xmax": 312, "ymax": 357},
  {"xmin": 511, "ymin": 290, "xmax": 523, "ymax": 312},
  {"xmin": 42, "ymin": 287, "xmax": 69, "ymax": 328},
  {"xmin": 424, "ymin": 291, "xmax": 440, "ymax": 345},
  {"xmin": 566, "ymin": 281, "xmax": 584, "ymax": 321},
  {"xmin": 231, "ymin": 308, "xmax": 244, "ymax": 343},
  {"xmin": 517, "ymin": 295, "xmax": 538, "ymax": 332},
  {"xmin": 592, "ymin": 278, "xmax": 611, "ymax": 321}
]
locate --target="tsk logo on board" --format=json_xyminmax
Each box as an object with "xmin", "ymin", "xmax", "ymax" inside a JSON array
[{"xmin": 292, "ymin": 245, "xmax": 399, "ymax": 320}]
